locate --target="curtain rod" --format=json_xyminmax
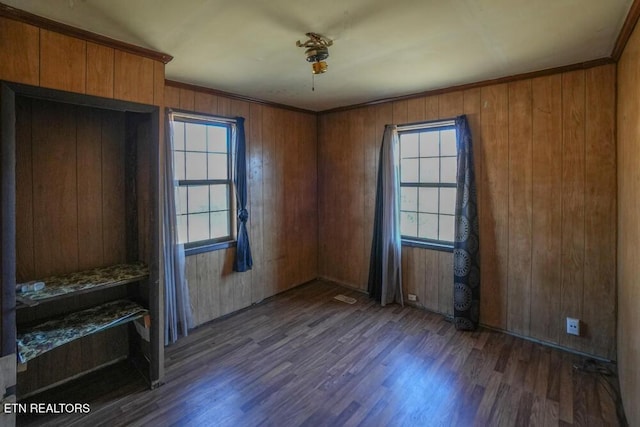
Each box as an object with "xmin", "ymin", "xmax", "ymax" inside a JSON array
[
  {"xmin": 168, "ymin": 108, "xmax": 237, "ymax": 125},
  {"xmin": 397, "ymin": 119, "xmax": 455, "ymax": 132}
]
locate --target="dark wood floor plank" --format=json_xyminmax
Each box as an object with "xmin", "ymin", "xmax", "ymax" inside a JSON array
[{"xmin": 17, "ymin": 279, "xmax": 622, "ymax": 427}]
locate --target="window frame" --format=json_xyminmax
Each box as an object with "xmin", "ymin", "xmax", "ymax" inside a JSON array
[
  {"xmin": 398, "ymin": 119, "xmax": 457, "ymax": 253},
  {"xmin": 170, "ymin": 110, "xmax": 237, "ymax": 256}
]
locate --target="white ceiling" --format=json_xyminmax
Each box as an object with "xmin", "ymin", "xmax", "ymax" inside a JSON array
[{"xmin": 3, "ymin": 0, "xmax": 633, "ymax": 111}]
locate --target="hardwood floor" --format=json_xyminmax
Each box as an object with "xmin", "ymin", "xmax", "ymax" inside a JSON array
[{"xmin": 18, "ymin": 280, "xmax": 624, "ymax": 426}]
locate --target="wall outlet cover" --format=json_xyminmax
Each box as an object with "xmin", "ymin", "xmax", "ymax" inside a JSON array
[{"xmin": 566, "ymin": 317, "xmax": 580, "ymax": 336}]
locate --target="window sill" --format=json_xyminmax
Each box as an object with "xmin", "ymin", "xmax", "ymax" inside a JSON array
[
  {"xmin": 401, "ymin": 239, "xmax": 453, "ymax": 253},
  {"xmin": 185, "ymin": 240, "xmax": 236, "ymax": 256}
]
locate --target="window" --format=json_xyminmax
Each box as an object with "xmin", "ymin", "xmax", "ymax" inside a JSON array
[
  {"xmin": 399, "ymin": 121, "xmax": 457, "ymax": 250},
  {"xmin": 172, "ymin": 112, "xmax": 235, "ymax": 253}
]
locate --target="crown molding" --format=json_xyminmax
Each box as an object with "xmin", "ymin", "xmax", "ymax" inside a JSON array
[
  {"xmin": 165, "ymin": 80, "xmax": 317, "ymax": 115},
  {"xmin": 321, "ymin": 58, "xmax": 614, "ymax": 114},
  {"xmin": 612, "ymin": 0, "xmax": 640, "ymax": 61}
]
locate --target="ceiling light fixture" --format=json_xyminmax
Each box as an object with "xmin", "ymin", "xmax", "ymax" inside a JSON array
[{"xmin": 296, "ymin": 32, "xmax": 333, "ymax": 91}]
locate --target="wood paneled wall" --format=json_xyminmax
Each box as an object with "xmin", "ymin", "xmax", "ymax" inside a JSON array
[
  {"xmin": 15, "ymin": 98, "xmax": 127, "ymax": 281},
  {"xmin": 318, "ymin": 64, "xmax": 616, "ymax": 359},
  {"xmin": 616, "ymin": 20, "xmax": 640, "ymax": 427},
  {"xmin": 0, "ymin": 17, "xmax": 165, "ymax": 106},
  {"xmin": 164, "ymin": 85, "xmax": 318, "ymax": 326}
]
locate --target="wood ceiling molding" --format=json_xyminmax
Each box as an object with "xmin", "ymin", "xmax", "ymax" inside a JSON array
[
  {"xmin": 0, "ymin": 3, "xmax": 173, "ymax": 64},
  {"xmin": 612, "ymin": 0, "xmax": 640, "ymax": 60},
  {"xmin": 321, "ymin": 58, "xmax": 614, "ymax": 114},
  {"xmin": 165, "ymin": 80, "xmax": 317, "ymax": 115}
]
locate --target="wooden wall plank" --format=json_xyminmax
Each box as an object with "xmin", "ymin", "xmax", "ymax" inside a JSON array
[
  {"xmin": 40, "ymin": 30, "xmax": 86, "ymax": 93},
  {"xmin": 301, "ymin": 113, "xmax": 318, "ymax": 283},
  {"xmin": 101, "ymin": 110, "xmax": 127, "ymax": 266},
  {"xmin": 477, "ymin": 84, "xmax": 509, "ymax": 329},
  {"xmin": 0, "ymin": 17, "xmax": 39, "ymax": 85},
  {"xmin": 31, "ymin": 101, "xmax": 79, "ymax": 277},
  {"xmin": 165, "ymin": 86, "xmax": 180, "ymax": 110},
  {"xmin": 530, "ymin": 75, "xmax": 563, "ymax": 344},
  {"xmin": 407, "ymin": 98, "xmax": 425, "ymax": 122},
  {"xmin": 392, "ymin": 100, "xmax": 408, "ymax": 123},
  {"xmin": 349, "ymin": 109, "xmax": 366, "ymax": 287},
  {"xmin": 76, "ymin": 108, "xmax": 105, "ymax": 270},
  {"xmin": 329, "ymin": 112, "xmax": 350, "ymax": 285},
  {"xmin": 179, "ymin": 89, "xmax": 195, "ymax": 111},
  {"xmin": 438, "ymin": 91, "xmax": 464, "ymax": 119},
  {"xmin": 194, "ymin": 92, "xmax": 218, "ymax": 116},
  {"xmin": 616, "ymin": 20, "xmax": 640, "ymax": 426},
  {"xmin": 438, "ymin": 252, "xmax": 454, "ymax": 315},
  {"xmin": 135, "ymin": 115, "xmax": 153, "ymax": 266},
  {"xmin": 86, "ymin": 42, "xmax": 114, "ymax": 99},
  {"xmin": 559, "ymin": 70, "xmax": 586, "ymax": 352},
  {"xmin": 425, "ymin": 96, "xmax": 439, "ymax": 120},
  {"xmin": 583, "ymin": 65, "xmax": 616, "ymax": 360},
  {"xmin": 15, "ymin": 97, "xmax": 34, "ymax": 282},
  {"xmin": 417, "ymin": 249, "xmax": 436, "ymax": 311},
  {"xmin": 113, "ymin": 50, "xmax": 154, "ymax": 105},
  {"xmin": 261, "ymin": 106, "xmax": 278, "ymax": 296},
  {"xmin": 153, "ymin": 60, "xmax": 165, "ymax": 107},
  {"xmin": 273, "ymin": 107, "xmax": 288, "ymax": 292},
  {"xmin": 280, "ymin": 110, "xmax": 296, "ymax": 290},
  {"xmin": 507, "ymin": 80, "xmax": 533, "ymax": 336},
  {"xmin": 218, "ymin": 97, "xmax": 231, "ymax": 117},
  {"xmin": 201, "ymin": 252, "xmax": 221, "ymax": 321},
  {"xmin": 317, "ymin": 114, "xmax": 330, "ymax": 281}
]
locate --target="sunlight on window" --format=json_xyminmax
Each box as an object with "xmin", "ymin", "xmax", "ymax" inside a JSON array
[
  {"xmin": 172, "ymin": 113, "xmax": 234, "ymax": 250},
  {"xmin": 398, "ymin": 122, "xmax": 457, "ymax": 247}
]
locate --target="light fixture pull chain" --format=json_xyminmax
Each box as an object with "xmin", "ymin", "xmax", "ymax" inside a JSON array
[{"xmin": 312, "ymin": 73, "xmax": 315, "ymax": 92}]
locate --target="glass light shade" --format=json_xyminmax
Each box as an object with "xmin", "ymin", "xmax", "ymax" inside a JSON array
[{"xmin": 312, "ymin": 61, "xmax": 328, "ymax": 74}]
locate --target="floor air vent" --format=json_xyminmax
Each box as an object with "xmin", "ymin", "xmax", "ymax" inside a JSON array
[{"xmin": 333, "ymin": 294, "xmax": 357, "ymax": 304}]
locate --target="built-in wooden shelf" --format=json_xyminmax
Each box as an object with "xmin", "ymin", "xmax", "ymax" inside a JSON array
[
  {"xmin": 17, "ymin": 299, "xmax": 148, "ymax": 364},
  {"xmin": 16, "ymin": 262, "xmax": 149, "ymax": 309}
]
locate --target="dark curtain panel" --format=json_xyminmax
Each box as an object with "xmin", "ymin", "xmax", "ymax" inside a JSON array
[
  {"xmin": 367, "ymin": 125, "xmax": 403, "ymax": 306},
  {"xmin": 453, "ymin": 115, "xmax": 480, "ymax": 330},
  {"xmin": 233, "ymin": 117, "xmax": 253, "ymax": 272}
]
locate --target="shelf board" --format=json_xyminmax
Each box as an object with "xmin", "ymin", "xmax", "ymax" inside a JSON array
[
  {"xmin": 16, "ymin": 262, "xmax": 149, "ymax": 309},
  {"xmin": 17, "ymin": 299, "xmax": 148, "ymax": 364}
]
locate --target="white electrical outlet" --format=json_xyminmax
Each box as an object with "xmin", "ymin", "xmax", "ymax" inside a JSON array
[
  {"xmin": 566, "ymin": 317, "xmax": 580, "ymax": 336},
  {"xmin": 408, "ymin": 294, "xmax": 417, "ymax": 302}
]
